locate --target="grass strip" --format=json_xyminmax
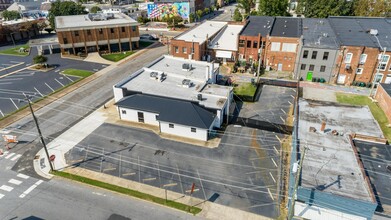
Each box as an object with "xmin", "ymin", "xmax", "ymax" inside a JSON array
[
  {"xmin": 0, "ymin": 44, "xmax": 29, "ymax": 56},
  {"xmin": 233, "ymin": 82, "xmax": 257, "ymax": 97},
  {"xmin": 52, "ymin": 170, "xmax": 202, "ymax": 215},
  {"xmin": 101, "ymin": 51, "xmax": 136, "ymax": 62},
  {"xmin": 62, "ymin": 69, "xmax": 94, "ymax": 78},
  {"xmin": 336, "ymin": 93, "xmax": 391, "ymax": 141}
]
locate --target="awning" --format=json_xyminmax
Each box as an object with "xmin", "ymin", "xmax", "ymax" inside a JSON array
[{"xmin": 216, "ymin": 50, "xmax": 232, "ymax": 59}]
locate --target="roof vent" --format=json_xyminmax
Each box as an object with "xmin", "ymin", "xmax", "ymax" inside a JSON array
[
  {"xmin": 282, "ymin": 32, "xmax": 285, "ymax": 35},
  {"xmin": 284, "ymin": 25, "xmax": 287, "ymax": 28},
  {"xmin": 370, "ymin": 29, "xmax": 378, "ymax": 36},
  {"xmin": 182, "ymin": 79, "xmax": 192, "ymax": 88},
  {"xmin": 319, "ymin": 20, "xmax": 324, "ymax": 24},
  {"xmin": 323, "ymin": 33, "xmax": 328, "ymax": 37},
  {"xmin": 264, "ymin": 25, "xmax": 266, "ymax": 28},
  {"xmin": 193, "ymin": 34, "xmax": 196, "ymax": 38},
  {"xmin": 182, "ymin": 63, "xmax": 192, "ymax": 71},
  {"xmin": 197, "ymin": 94, "xmax": 203, "ymax": 101},
  {"xmin": 285, "ymin": 20, "xmax": 287, "ymax": 23},
  {"xmin": 150, "ymin": 71, "xmax": 158, "ymax": 79}
]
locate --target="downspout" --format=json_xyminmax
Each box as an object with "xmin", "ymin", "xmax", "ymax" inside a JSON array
[{"xmin": 335, "ymin": 47, "xmax": 346, "ymax": 84}]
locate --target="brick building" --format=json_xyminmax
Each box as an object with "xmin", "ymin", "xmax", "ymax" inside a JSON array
[
  {"xmin": 375, "ymin": 83, "xmax": 391, "ymax": 124},
  {"xmin": 265, "ymin": 17, "xmax": 302, "ymax": 72},
  {"xmin": 55, "ymin": 13, "xmax": 139, "ymax": 55},
  {"xmin": 0, "ymin": 19, "xmax": 39, "ymax": 45},
  {"xmin": 170, "ymin": 21, "xmax": 227, "ymax": 61},
  {"xmin": 329, "ymin": 17, "xmax": 391, "ymax": 86},
  {"xmin": 0, "ymin": 0, "xmax": 12, "ymax": 11},
  {"xmin": 237, "ymin": 16, "xmax": 274, "ymax": 64}
]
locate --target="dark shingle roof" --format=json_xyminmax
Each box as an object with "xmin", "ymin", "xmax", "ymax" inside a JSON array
[
  {"xmin": 116, "ymin": 94, "xmax": 216, "ymax": 129},
  {"xmin": 302, "ymin": 18, "xmax": 339, "ymax": 49},
  {"xmin": 328, "ymin": 17, "xmax": 391, "ymax": 52},
  {"xmin": 240, "ymin": 16, "xmax": 275, "ymax": 37},
  {"xmin": 270, "ymin": 17, "xmax": 302, "ymax": 38},
  {"xmin": 380, "ymin": 83, "xmax": 391, "ymax": 97}
]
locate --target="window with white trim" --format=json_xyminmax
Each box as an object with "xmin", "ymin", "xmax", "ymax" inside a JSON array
[
  {"xmin": 281, "ymin": 43, "xmax": 296, "ymax": 52},
  {"xmin": 271, "ymin": 42, "xmax": 281, "ymax": 51},
  {"xmin": 344, "ymin": 53, "xmax": 353, "ymax": 63},
  {"xmin": 174, "ymin": 46, "xmax": 179, "ymax": 53},
  {"xmin": 378, "ymin": 54, "xmax": 390, "ymax": 71},
  {"xmin": 191, "ymin": 127, "xmax": 196, "ymax": 133},
  {"xmin": 356, "ymin": 68, "xmax": 363, "ymax": 74},
  {"xmin": 121, "ymin": 110, "xmax": 126, "ymax": 114},
  {"xmin": 359, "ymin": 54, "xmax": 367, "ymax": 64},
  {"xmin": 169, "ymin": 123, "xmax": 174, "ymax": 128}
]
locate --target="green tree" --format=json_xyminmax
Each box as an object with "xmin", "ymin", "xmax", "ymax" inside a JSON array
[
  {"xmin": 353, "ymin": 0, "xmax": 391, "ymax": 17},
  {"xmin": 204, "ymin": 8, "xmax": 210, "ymax": 15},
  {"xmin": 37, "ymin": 20, "xmax": 48, "ymax": 34},
  {"xmin": 2, "ymin": 10, "xmax": 21, "ymax": 21},
  {"xmin": 210, "ymin": 5, "xmax": 215, "ymax": 12},
  {"xmin": 196, "ymin": 10, "xmax": 203, "ymax": 21},
  {"xmin": 49, "ymin": 1, "xmax": 87, "ymax": 29},
  {"xmin": 33, "ymin": 55, "xmax": 48, "ymax": 65},
  {"xmin": 215, "ymin": 2, "xmax": 221, "ymax": 10},
  {"xmin": 233, "ymin": 8, "xmax": 242, "ymax": 22},
  {"xmin": 237, "ymin": 0, "xmax": 253, "ymax": 14},
  {"xmin": 301, "ymin": 0, "xmax": 354, "ymax": 18},
  {"xmin": 90, "ymin": 6, "xmax": 101, "ymax": 13},
  {"xmin": 189, "ymin": 13, "xmax": 195, "ymax": 23},
  {"xmin": 258, "ymin": 0, "xmax": 289, "ymax": 16}
]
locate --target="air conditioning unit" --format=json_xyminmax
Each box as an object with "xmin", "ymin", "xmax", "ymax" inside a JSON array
[
  {"xmin": 182, "ymin": 63, "xmax": 192, "ymax": 71},
  {"xmin": 345, "ymin": 64, "xmax": 351, "ymax": 70}
]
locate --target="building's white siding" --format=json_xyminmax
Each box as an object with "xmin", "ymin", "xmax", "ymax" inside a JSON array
[
  {"xmin": 114, "ymin": 86, "xmax": 125, "ymax": 102},
  {"xmin": 160, "ymin": 121, "xmax": 209, "ymax": 141},
  {"xmin": 118, "ymin": 107, "xmax": 159, "ymax": 126},
  {"xmin": 294, "ymin": 202, "xmax": 366, "ymax": 220}
]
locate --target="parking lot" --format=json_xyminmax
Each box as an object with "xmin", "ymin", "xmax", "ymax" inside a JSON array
[
  {"xmin": 0, "ymin": 47, "xmax": 106, "ymax": 117},
  {"xmin": 65, "ymin": 123, "xmax": 283, "ymax": 218}
]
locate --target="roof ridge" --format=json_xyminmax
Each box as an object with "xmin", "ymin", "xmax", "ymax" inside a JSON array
[{"xmin": 190, "ymin": 103, "xmax": 213, "ymax": 128}]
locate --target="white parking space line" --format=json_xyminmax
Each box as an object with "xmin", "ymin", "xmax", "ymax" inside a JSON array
[
  {"xmin": 185, "ymin": 188, "xmax": 199, "ymax": 193},
  {"xmin": 0, "ymin": 82, "xmax": 12, "ymax": 85},
  {"xmin": 197, "ymin": 169, "xmax": 207, "ymax": 200},
  {"xmin": 63, "ymin": 74, "xmax": 74, "ymax": 82},
  {"xmin": 267, "ymin": 188, "xmax": 274, "ymax": 201},
  {"xmin": 5, "ymin": 152, "xmax": 15, "ymax": 159},
  {"xmin": 10, "ymin": 154, "xmax": 22, "ymax": 161},
  {"xmin": 269, "ymin": 172, "xmax": 276, "ymax": 183},
  {"xmin": 0, "ymin": 193, "xmax": 4, "ymax": 199},
  {"xmin": 17, "ymin": 173, "xmax": 30, "ymax": 179},
  {"xmin": 55, "ymin": 78, "xmax": 64, "ymax": 86},
  {"xmin": 34, "ymin": 87, "xmax": 44, "ymax": 97},
  {"xmin": 142, "ymin": 177, "xmax": 156, "ymax": 182},
  {"xmin": 45, "ymin": 83, "xmax": 55, "ymax": 92},
  {"xmin": 163, "ymin": 183, "xmax": 177, "ymax": 188},
  {"xmin": 0, "ymin": 185, "xmax": 14, "ymax": 192},
  {"xmin": 271, "ymin": 158, "xmax": 278, "ymax": 167},
  {"xmin": 0, "ymin": 110, "xmax": 4, "ymax": 117},
  {"xmin": 281, "ymin": 108, "xmax": 286, "ymax": 114},
  {"xmin": 9, "ymin": 179, "xmax": 22, "ymax": 185},
  {"xmin": 273, "ymin": 146, "xmax": 279, "ymax": 154},
  {"xmin": 0, "ymin": 151, "xmax": 9, "ymax": 157},
  {"xmin": 9, "ymin": 98, "xmax": 19, "ymax": 110},
  {"xmin": 19, "ymin": 180, "xmax": 43, "ymax": 198}
]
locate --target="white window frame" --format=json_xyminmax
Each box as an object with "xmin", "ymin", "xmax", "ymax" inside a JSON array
[
  {"xmin": 344, "ymin": 53, "xmax": 353, "ymax": 63},
  {"xmin": 175, "ymin": 46, "xmax": 179, "ymax": 53},
  {"xmin": 281, "ymin": 43, "xmax": 296, "ymax": 52},
  {"xmin": 182, "ymin": 47, "xmax": 187, "ymax": 54},
  {"xmin": 378, "ymin": 54, "xmax": 390, "ymax": 71},
  {"xmin": 271, "ymin": 42, "xmax": 281, "ymax": 51},
  {"xmin": 359, "ymin": 54, "xmax": 367, "ymax": 64},
  {"xmin": 356, "ymin": 68, "xmax": 363, "ymax": 75}
]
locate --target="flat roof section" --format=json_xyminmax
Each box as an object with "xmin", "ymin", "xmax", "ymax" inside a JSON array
[
  {"xmin": 270, "ymin": 17, "xmax": 302, "ymax": 38},
  {"xmin": 302, "ymin": 18, "xmax": 339, "ymax": 49},
  {"xmin": 119, "ymin": 55, "xmax": 231, "ymax": 110},
  {"xmin": 209, "ymin": 24, "xmax": 244, "ymax": 51},
  {"xmin": 354, "ymin": 140, "xmax": 391, "ymax": 213},
  {"xmin": 329, "ymin": 17, "xmax": 391, "ymax": 51},
  {"xmin": 55, "ymin": 13, "xmax": 137, "ymax": 30},
  {"xmin": 240, "ymin": 16, "xmax": 274, "ymax": 37},
  {"xmin": 298, "ymin": 99, "xmax": 383, "ymax": 202},
  {"xmin": 175, "ymin": 21, "xmax": 227, "ymax": 44}
]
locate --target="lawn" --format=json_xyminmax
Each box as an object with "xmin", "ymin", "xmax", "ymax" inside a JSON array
[
  {"xmin": 0, "ymin": 44, "xmax": 29, "ymax": 56},
  {"xmin": 336, "ymin": 93, "xmax": 391, "ymax": 141},
  {"xmin": 101, "ymin": 51, "xmax": 136, "ymax": 62},
  {"xmin": 139, "ymin": 41, "xmax": 154, "ymax": 48},
  {"xmin": 62, "ymin": 69, "xmax": 94, "ymax": 78},
  {"xmin": 234, "ymin": 82, "xmax": 257, "ymax": 97},
  {"xmin": 52, "ymin": 170, "xmax": 202, "ymax": 215}
]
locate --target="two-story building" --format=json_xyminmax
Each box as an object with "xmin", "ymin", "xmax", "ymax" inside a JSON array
[
  {"xmin": 265, "ymin": 17, "xmax": 302, "ymax": 72},
  {"xmin": 296, "ymin": 18, "xmax": 339, "ymax": 82},
  {"xmin": 55, "ymin": 13, "xmax": 139, "ymax": 55}
]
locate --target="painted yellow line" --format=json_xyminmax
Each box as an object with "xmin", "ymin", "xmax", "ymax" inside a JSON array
[
  {"xmin": 163, "ymin": 183, "xmax": 178, "ymax": 188},
  {"xmin": 0, "ymin": 62, "xmax": 24, "ymax": 73}
]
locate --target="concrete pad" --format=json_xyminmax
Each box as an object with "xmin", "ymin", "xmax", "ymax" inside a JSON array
[
  {"xmin": 84, "ymin": 52, "xmax": 114, "ymax": 65},
  {"xmin": 303, "ymin": 87, "xmax": 336, "ymax": 102}
]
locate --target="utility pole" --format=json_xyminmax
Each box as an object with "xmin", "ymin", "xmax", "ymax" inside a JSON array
[
  {"xmin": 287, "ymin": 147, "xmax": 307, "ymax": 220},
  {"xmin": 256, "ymin": 40, "xmax": 264, "ymax": 83},
  {"xmin": 24, "ymin": 93, "xmax": 54, "ymax": 172},
  {"xmin": 369, "ymin": 47, "xmax": 386, "ymax": 97}
]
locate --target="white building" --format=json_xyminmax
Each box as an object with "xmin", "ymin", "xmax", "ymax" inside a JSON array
[
  {"xmin": 208, "ymin": 24, "xmax": 244, "ymax": 63},
  {"xmin": 113, "ymin": 55, "xmax": 233, "ymax": 141}
]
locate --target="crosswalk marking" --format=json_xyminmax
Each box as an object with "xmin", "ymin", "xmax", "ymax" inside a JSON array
[
  {"xmin": 17, "ymin": 174, "xmax": 29, "ymax": 179},
  {"xmin": 0, "ymin": 193, "xmax": 4, "ymax": 199},
  {"xmin": 0, "ymin": 185, "xmax": 14, "ymax": 192},
  {"xmin": 19, "ymin": 180, "xmax": 43, "ymax": 198},
  {"xmin": 5, "ymin": 153, "xmax": 15, "ymax": 159},
  {"xmin": 0, "ymin": 151, "xmax": 9, "ymax": 157},
  {"xmin": 9, "ymin": 179, "xmax": 22, "ymax": 185},
  {"xmin": 10, "ymin": 154, "xmax": 22, "ymax": 161}
]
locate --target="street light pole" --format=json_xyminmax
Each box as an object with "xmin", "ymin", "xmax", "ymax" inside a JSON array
[{"xmin": 24, "ymin": 93, "xmax": 54, "ymax": 172}]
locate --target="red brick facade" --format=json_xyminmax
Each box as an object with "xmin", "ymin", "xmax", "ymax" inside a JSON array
[
  {"xmin": 335, "ymin": 46, "xmax": 391, "ymax": 85},
  {"xmin": 375, "ymin": 84, "xmax": 391, "ymax": 124},
  {"xmin": 170, "ymin": 39, "xmax": 205, "ymax": 61},
  {"xmin": 265, "ymin": 36, "xmax": 300, "ymax": 72},
  {"xmin": 238, "ymin": 34, "xmax": 266, "ymax": 63}
]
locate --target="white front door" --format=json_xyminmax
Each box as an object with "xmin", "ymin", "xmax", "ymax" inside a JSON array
[
  {"xmin": 337, "ymin": 74, "xmax": 346, "ymax": 84},
  {"xmin": 277, "ymin": 63, "xmax": 283, "ymax": 71}
]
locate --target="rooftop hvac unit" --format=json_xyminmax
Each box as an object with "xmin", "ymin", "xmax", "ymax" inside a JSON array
[
  {"xmin": 182, "ymin": 63, "xmax": 192, "ymax": 71},
  {"xmin": 197, "ymin": 94, "xmax": 202, "ymax": 101},
  {"xmin": 150, "ymin": 71, "xmax": 158, "ymax": 79},
  {"xmin": 370, "ymin": 29, "xmax": 378, "ymax": 36},
  {"xmin": 182, "ymin": 79, "xmax": 192, "ymax": 88}
]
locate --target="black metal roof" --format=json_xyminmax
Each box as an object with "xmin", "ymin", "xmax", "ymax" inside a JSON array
[
  {"xmin": 302, "ymin": 18, "xmax": 339, "ymax": 49},
  {"xmin": 240, "ymin": 16, "xmax": 275, "ymax": 37},
  {"xmin": 270, "ymin": 17, "xmax": 302, "ymax": 38},
  {"xmin": 328, "ymin": 17, "xmax": 391, "ymax": 52},
  {"xmin": 380, "ymin": 83, "xmax": 391, "ymax": 97},
  {"xmin": 116, "ymin": 94, "xmax": 216, "ymax": 129}
]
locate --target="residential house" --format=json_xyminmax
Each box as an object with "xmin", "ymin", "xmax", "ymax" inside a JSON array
[
  {"xmin": 55, "ymin": 13, "xmax": 139, "ymax": 55},
  {"xmin": 296, "ymin": 18, "xmax": 339, "ymax": 82},
  {"xmin": 113, "ymin": 55, "xmax": 233, "ymax": 141},
  {"xmin": 265, "ymin": 17, "xmax": 302, "ymax": 72}
]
